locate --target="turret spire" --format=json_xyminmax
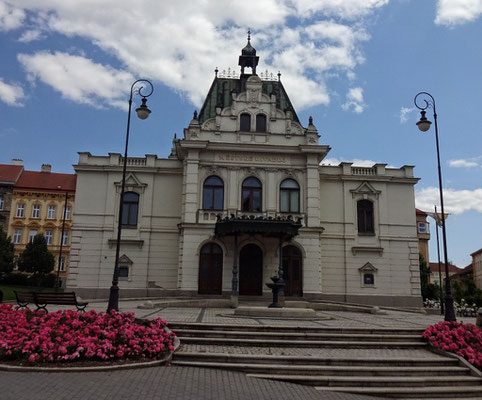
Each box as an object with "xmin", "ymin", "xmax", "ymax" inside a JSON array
[{"xmin": 238, "ymin": 29, "xmax": 259, "ymax": 75}]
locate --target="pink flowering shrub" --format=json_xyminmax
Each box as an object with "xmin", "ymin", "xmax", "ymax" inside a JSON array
[
  {"xmin": 423, "ymin": 321, "xmax": 482, "ymax": 369},
  {"xmin": 0, "ymin": 304, "xmax": 176, "ymax": 364}
]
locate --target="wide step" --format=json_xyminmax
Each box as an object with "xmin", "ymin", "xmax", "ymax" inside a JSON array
[
  {"xmin": 174, "ymin": 352, "xmax": 460, "ymax": 367},
  {"xmin": 248, "ymin": 373, "xmax": 482, "ymax": 387},
  {"xmin": 315, "ymin": 385, "xmax": 482, "ymax": 398},
  {"xmin": 177, "ymin": 336, "xmax": 426, "ymax": 348},
  {"xmin": 174, "ymin": 328, "xmax": 424, "ymax": 342},
  {"xmin": 171, "ymin": 360, "xmax": 470, "ymax": 376}
]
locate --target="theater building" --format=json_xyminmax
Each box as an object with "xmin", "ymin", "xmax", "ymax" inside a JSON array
[{"xmin": 67, "ymin": 39, "xmax": 422, "ymax": 307}]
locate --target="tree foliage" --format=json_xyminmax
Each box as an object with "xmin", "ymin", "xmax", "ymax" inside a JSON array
[
  {"xmin": 419, "ymin": 253, "xmax": 432, "ymax": 300},
  {"xmin": 17, "ymin": 234, "xmax": 54, "ymax": 284},
  {"xmin": 0, "ymin": 227, "xmax": 15, "ymax": 276}
]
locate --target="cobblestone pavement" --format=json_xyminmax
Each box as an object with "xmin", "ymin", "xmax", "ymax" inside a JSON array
[{"xmin": 0, "ymin": 366, "xmax": 382, "ymax": 400}]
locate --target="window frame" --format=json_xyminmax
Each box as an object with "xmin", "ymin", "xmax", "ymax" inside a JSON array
[
  {"xmin": 64, "ymin": 206, "xmax": 71, "ymax": 220},
  {"xmin": 61, "ymin": 231, "xmax": 69, "ymax": 246},
  {"xmin": 16, "ymin": 204, "xmax": 25, "ymax": 218},
  {"xmin": 0, "ymin": 195, "xmax": 4, "ymax": 210},
  {"xmin": 32, "ymin": 204, "xmax": 40, "ymax": 218},
  {"xmin": 13, "ymin": 229, "xmax": 22, "ymax": 244},
  {"xmin": 45, "ymin": 230, "xmax": 53, "ymax": 245},
  {"xmin": 240, "ymin": 113, "xmax": 251, "ymax": 132},
  {"xmin": 121, "ymin": 191, "xmax": 139, "ymax": 228},
  {"xmin": 47, "ymin": 205, "xmax": 56, "ymax": 219},
  {"xmin": 255, "ymin": 114, "xmax": 267, "ymax": 132},
  {"xmin": 28, "ymin": 230, "xmax": 38, "ymax": 243},
  {"xmin": 279, "ymin": 179, "xmax": 300, "ymax": 213},
  {"xmin": 241, "ymin": 177, "xmax": 262, "ymax": 212},
  {"xmin": 58, "ymin": 256, "xmax": 66, "ymax": 271},
  {"xmin": 202, "ymin": 176, "xmax": 224, "ymax": 211},
  {"xmin": 357, "ymin": 199, "xmax": 375, "ymax": 235}
]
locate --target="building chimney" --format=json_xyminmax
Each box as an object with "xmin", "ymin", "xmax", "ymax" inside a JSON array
[
  {"xmin": 41, "ymin": 164, "xmax": 51, "ymax": 172},
  {"xmin": 11, "ymin": 159, "xmax": 23, "ymax": 166}
]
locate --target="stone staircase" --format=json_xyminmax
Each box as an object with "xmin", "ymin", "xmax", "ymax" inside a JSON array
[{"xmin": 170, "ymin": 322, "xmax": 482, "ymax": 399}]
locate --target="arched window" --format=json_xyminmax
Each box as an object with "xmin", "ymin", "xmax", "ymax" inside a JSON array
[
  {"xmin": 280, "ymin": 179, "xmax": 300, "ymax": 213},
  {"xmin": 122, "ymin": 192, "xmax": 139, "ymax": 227},
  {"xmin": 198, "ymin": 243, "xmax": 223, "ymax": 294},
  {"xmin": 242, "ymin": 177, "xmax": 262, "ymax": 212},
  {"xmin": 240, "ymin": 113, "xmax": 251, "ymax": 131},
  {"xmin": 256, "ymin": 114, "xmax": 267, "ymax": 132},
  {"xmin": 357, "ymin": 199, "xmax": 374, "ymax": 234},
  {"xmin": 203, "ymin": 176, "xmax": 224, "ymax": 210}
]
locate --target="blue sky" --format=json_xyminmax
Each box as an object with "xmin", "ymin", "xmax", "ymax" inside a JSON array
[{"xmin": 1, "ymin": 0, "xmax": 481, "ymax": 268}]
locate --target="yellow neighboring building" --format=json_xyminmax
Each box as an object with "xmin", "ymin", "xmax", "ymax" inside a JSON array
[
  {"xmin": 416, "ymin": 209, "xmax": 430, "ymax": 263},
  {"xmin": 7, "ymin": 164, "xmax": 76, "ymax": 286}
]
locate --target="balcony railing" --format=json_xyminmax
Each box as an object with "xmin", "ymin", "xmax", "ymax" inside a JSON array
[{"xmin": 197, "ymin": 209, "xmax": 305, "ymax": 225}]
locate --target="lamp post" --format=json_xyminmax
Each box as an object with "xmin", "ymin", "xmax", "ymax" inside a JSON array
[
  {"xmin": 107, "ymin": 79, "xmax": 153, "ymax": 312},
  {"xmin": 414, "ymin": 91, "xmax": 456, "ymax": 321}
]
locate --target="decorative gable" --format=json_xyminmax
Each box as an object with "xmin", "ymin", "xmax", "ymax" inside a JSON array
[
  {"xmin": 350, "ymin": 181, "xmax": 381, "ymax": 199},
  {"xmin": 119, "ymin": 254, "xmax": 133, "ymax": 265},
  {"xmin": 359, "ymin": 262, "xmax": 378, "ymax": 273},
  {"xmin": 115, "ymin": 172, "xmax": 147, "ymax": 193}
]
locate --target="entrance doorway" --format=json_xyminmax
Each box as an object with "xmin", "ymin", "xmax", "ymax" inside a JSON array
[
  {"xmin": 239, "ymin": 244, "xmax": 263, "ymax": 295},
  {"xmin": 282, "ymin": 245, "xmax": 302, "ymax": 296},
  {"xmin": 198, "ymin": 243, "xmax": 223, "ymax": 295}
]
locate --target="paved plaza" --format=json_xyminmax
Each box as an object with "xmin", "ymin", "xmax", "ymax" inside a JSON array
[{"xmin": 1, "ymin": 299, "xmax": 474, "ymax": 400}]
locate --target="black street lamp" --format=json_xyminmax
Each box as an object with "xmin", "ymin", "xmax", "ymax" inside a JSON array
[
  {"xmin": 414, "ymin": 91, "xmax": 456, "ymax": 322},
  {"xmin": 107, "ymin": 79, "xmax": 153, "ymax": 312}
]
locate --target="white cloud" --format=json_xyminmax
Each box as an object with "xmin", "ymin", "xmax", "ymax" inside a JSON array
[
  {"xmin": 400, "ymin": 106, "xmax": 415, "ymax": 123},
  {"xmin": 416, "ymin": 187, "xmax": 482, "ymax": 214},
  {"xmin": 321, "ymin": 157, "xmax": 396, "ymax": 167},
  {"xmin": 0, "ymin": 78, "xmax": 24, "ymax": 106},
  {"xmin": 18, "ymin": 29, "xmax": 44, "ymax": 42},
  {"xmin": 449, "ymin": 158, "xmax": 480, "ymax": 168},
  {"xmin": 7, "ymin": 0, "xmax": 388, "ymax": 110},
  {"xmin": 342, "ymin": 87, "xmax": 365, "ymax": 113},
  {"xmin": 435, "ymin": 0, "xmax": 482, "ymax": 26},
  {"xmin": 18, "ymin": 51, "xmax": 133, "ymax": 108},
  {"xmin": 0, "ymin": 1, "xmax": 24, "ymax": 31}
]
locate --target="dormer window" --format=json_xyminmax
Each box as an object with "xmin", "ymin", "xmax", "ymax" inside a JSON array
[
  {"xmin": 256, "ymin": 114, "xmax": 266, "ymax": 132},
  {"xmin": 240, "ymin": 113, "xmax": 251, "ymax": 131}
]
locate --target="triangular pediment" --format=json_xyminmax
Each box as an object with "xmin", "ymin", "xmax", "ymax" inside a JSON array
[
  {"xmin": 350, "ymin": 181, "xmax": 381, "ymax": 197},
  {"xmin": 359, "ymin": 262, "xmax": 378, "ymax": 272},
  {"xmin": 115, "ymin": 172, "xmax": 147, "ymax": 193},
  {"xmin": 119, "ymin": 254, "xmax": 133, "ymax": 265}
]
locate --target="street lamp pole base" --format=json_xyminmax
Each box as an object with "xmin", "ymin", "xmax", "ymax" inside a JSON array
[
  {"xmin": 444, "ymin": 295, "xmax": 457, "ymax": 322},
  {"xmin": 107, "ymin": 285, "xmax": 119, "ymax": 312}
]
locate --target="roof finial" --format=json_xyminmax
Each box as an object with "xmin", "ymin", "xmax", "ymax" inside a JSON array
[
  {"xmin": 247, "ymin": 28, "xmax": 251, "ymax": 43},
  {"xmin": 309, "ymin": 116, "xmax": 313, "ymax": 125},
  {"xmin": 277, "ymin": 71, "xmax": 281, "ymax": 81},
  {"xmin": 215, "ymin": 67, "xmax": 218, "ymax": 78},
  {"xmin": 193, "ymin": 110, "xmax": 198, "ymax": 120}
]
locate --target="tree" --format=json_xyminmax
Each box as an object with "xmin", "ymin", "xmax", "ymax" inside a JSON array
[
  {"xmin": 17, "ymin": 233, "xmax": 54, "ymax": 286},
  {"xmin": 419, "ymin": 254, "xmax": 432, "ymax": 300},
  {"xmin": 0, "ymin": 226, "xmax": 15, "ymax": 276}
]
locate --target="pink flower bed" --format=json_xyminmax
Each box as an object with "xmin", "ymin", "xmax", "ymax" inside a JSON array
[
  {"xmin": 423, "ymin": 321, "xmax": 482, "ymax": 368},
  {"xmin": 0, "ymin": 304, "xmax": 176, "ymax": 364}
]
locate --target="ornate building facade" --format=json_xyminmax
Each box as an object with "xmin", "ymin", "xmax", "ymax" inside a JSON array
[
  {"xmin": 68, "ymin": 40, "xmax": 422, "ymax": 307},
  {"xmin": 7, "ymin": 163, "xmax": 76, "ymax": 284}
]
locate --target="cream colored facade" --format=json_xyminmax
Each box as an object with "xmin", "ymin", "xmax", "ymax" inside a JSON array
[
  {"xmin": 472, "ymin": 248, "xmax": 482, "ymax": 289},
  {"xmin": 68, "ymin": 44, "xmax": 422, "ymax": 307}
]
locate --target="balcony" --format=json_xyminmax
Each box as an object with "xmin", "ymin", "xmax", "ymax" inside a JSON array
[{"xmin": 197, "ymin": 209, "xmax": 305, "ymax": 226}]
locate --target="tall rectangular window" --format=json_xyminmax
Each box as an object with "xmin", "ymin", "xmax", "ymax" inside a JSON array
[
  {"xmin": 45, "ymin": 230, "xmax": 53, "ymax": 245},
  {"xmin": 32, "ymin": 204, "xmax": 40, "ymax": 218},
  {"xmin": 29, "ymin": 230, "xmax": 37, "ymax": 242},
  {"xmin": 0, "ymin": 195, "xmax": 4, "ymax": 210},
  {"xmin": 16, "ymin": 204, "xmax": 24, "ymax": 217},
  {"xmin": 58, "ymin": 257, "xmax": 66, "ymax": 271},
  {"xmin": 61, "ymin": 231, "xmax": 69, "ymax": 246},
  {"xmin": 357, "ymin": 200, "xmax": 374, "ymax": 234},
  {"xmin": 48, "ymin": 205, "xmax": 56, "ymax": 219},
  {"xmin": 64, "ymin": 206, "xmax": 71, "ymax": 220},
  {"xmin": 13, "ymin": 229, "xmax": 22, "ymax": 244}
]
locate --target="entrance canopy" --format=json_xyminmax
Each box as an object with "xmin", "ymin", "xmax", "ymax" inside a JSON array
[{"xmin": 215, "ymin": 214, "xmax": 302, "ymax": 239}]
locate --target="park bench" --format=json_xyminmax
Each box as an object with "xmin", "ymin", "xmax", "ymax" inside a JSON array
[{"xmin": 14, "ymin": 291, "xmax": 88, "ymax": 313}]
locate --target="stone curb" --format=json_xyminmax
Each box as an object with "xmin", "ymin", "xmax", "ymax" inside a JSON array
[
  {"xmin": 427, "ymin": 344, "xmax": 482, "ymax": 377},
  {"xmin": 0, "ymin": 327, "xmax": 180, "ymax": 373}
]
